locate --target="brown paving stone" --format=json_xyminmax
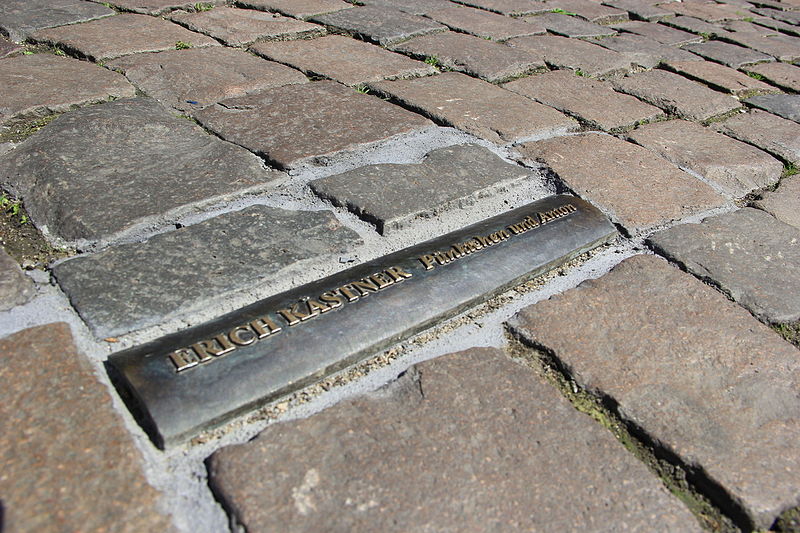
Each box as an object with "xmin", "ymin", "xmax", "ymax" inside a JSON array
[
  {"xmin": 358, "ymin": 0, "xmax": 454, "ymax": 16},
  {"xmin": 753, "ymin": 6, "xmax": 800, "ymax": 23},
  {"xmin": 251, "ymin": 35, "xmax": 434, "ymax": 86},
  {"xmin": 517, "ymin": 133, "xmax": 725, "ymax": 231},
  {"xmin": 427, "ymin": 5, "xmax": 545, "ymax": 40},
  {"xmin": 101, "ymin": 0, "xmax": 221, "ymax": 15},
  {"xmin": 526, "ymin": 13, "xmax": 617, "ymax": 38},
  {"xmin": 311, "ymin": 5, "xmax": 446, "ymax": 46},
  {"xmin": 612, "ymin": 69, "xmax": 742, "ymax": 121},
  {"xmin": 751, "ymin": 14, "xmax": 800, "ymax": 36},
  {"xmin": 0, "ymin": 323, "xmax": 175, "ymax": 532},
  {"xmin": 664, "ymin": 59, "xmax": 778, "ymax": 96},
  {"xmin": 238, "ymin": 0, "xmax": 354, "ymax": 20},
  {"xmin": 604, "ymin": 0, "xmax": 676, "ymax": 21},
  {"xmin": 451, "ymin": 0, "xmax": 551, "ymax": 16},
  {"xmin": 194, "ymin": 80, "xmax": 433, "ymax": 169},
  {"xmin": 755, "ymin": 175, "xmax": 800, "ymax": 229},
  {"xmin": 503, "ymin": 69, "xmax": 664, "ymax": 131},
  {"xmin": 661, "ymin": 0, "xmax": 749, "ymax": 21},
  {"xmin": 169, "ymin": 7, "xmax": 326, "ymax": 46},
  {"xmin": 543, "ymin": 0, "xmax": 629, "ymax": 23},
  {"xmin": 589, "ymin": 33, "xmax": 699, "ymax": 68},
  {"xmin": 31, "ymin": 13, "xmax": 219, "ymax": 62},
  {"xmin": 683, "ymin": 40, "xmax": 774, "ymax": 68},
  {"xmin": 744, "ymin": 93, "xmax": 800, "ymax": 123},
  {"xmin": 0, "ymin": 247, "xmax": 34, "ymax": 311},
  {"xmin": 0, "ymin": 0, "xmax": 114, "ymax": 43},
  {"xmin": 722, "ymin": 26, "xmax": 800, "ymax": 62},
  {"xmin": 208, "ymin": 348, "xmax": 703, "ymax": 533},
  {"xmin": 715, "ymin": 108, "xmax": 800, "ymax": 164},
  {"xmin": 507, "ymin": 34, "xmax": 633, "ymax": 78},
  {"xmin": 661, "ymin": 15, "xmax": 727, "ymax": 36},
  {"xmin": 370, "ymin": 71, "xmax": 577, "ymax": 143},
  {"xmin": 0, "ymin": 54, "xmax": 135, "ymax": 126},
  {"xmin": 507, "ymin": 254, "xmax": 800, "ymax": 530},
  {"xmin": 108, "ymin": 47, "xmax": 307, "ymax": 111},
  {"xmin": 613, "ymin": 20, "xmax": 703, "ymax": 45},
  {"xmin": 746, "ymin": 61, "xmax": 800, "ymax": 92}
]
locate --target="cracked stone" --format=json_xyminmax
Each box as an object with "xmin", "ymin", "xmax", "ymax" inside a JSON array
[{"xmin": 755, "ymin": 175, "xmax": 800, "ymax": 230}]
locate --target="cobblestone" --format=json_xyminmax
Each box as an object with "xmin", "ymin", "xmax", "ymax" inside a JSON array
[
  {"xmin": 744, "ymin": 94, "xmax": 800, "ymax": 123},
  {"xmin": 310, "ymin": 5, "xmax": 446, "ymax": 46},
  {"xmin": 683, "ymin": 40, "xmax": 775, "ymax": 68},
  {"xmin": 358, "ymin": 0, "xmax": 453, "ymax": 15},
  {"xmin": 612, "ymin": 20, "xmax": 703, "ymax": 46},
  {"xmin": 525, "ymin": 13, "xmax": 617, "ymax": 39},
  {"xmin": 661, "ymin": 0, "xmax": 748, "ymax": 22},
  {"xmin": 662, "ymin": 15, "xmax": 726, "ymax": 36},
  {"xmin": 755, "ymin": 175, "xmax": 800, "ymax": 230},
  {"xmin": 604, "ymin": 0, "xmax": 675, "ymax": 21},
  {"xmin": 451, "ymin": 0, "xmax": 550, "ymax": 16},
  {"xmin": 590, "ymin": 33, "xmax": 699, "ymax": 68},
  {"xmin": 746, "ymin": 61, "xmax": 800, "ymax": 92},
  {"xmin": 722, "ymin": 25, "xmax": 800, "ymax": 62},
  {"xmin": 101, "ymin": 0, "xmax": 219, "ymax": 16},
  {"xmin": 0, "ymin": 36, "xmax": 20, "ymax": 58},
  {"xmin": 752, "ymin": 7, "xmax": 800, "ymax": 24},
  {"xmin": 0, "ymin": 247, "xmax": 33, "ymax": 311},
  {"xmin": 544, "ymin": 0, "xmax": 629, "ymax": 24},
  {"xmin": 715, "ymin": 109, "xmax": 800, "ymax": 165},
  {"xmin": 507, "ymin": 34, "xmax": 633, "ymax": 78},
  {"xmin": 426, "ymin": 5, "xmax": 545, "ymax": 40},
  {"xmin": 664, "ymin": 59, "xmax": 778, "ymax": 97},
  {"xmin": 238, "ymin": 0, "xmax": 354, "ymax": 20},
  {"xmin": 0, "ymin": 0, "xmax": 114, "ymax": 43}
]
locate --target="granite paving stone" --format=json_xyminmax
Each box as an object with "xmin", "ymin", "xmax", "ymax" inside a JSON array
[
  {"xmin": 542, "ymin": 0, "xmax": 629, "ymax": 24},
  {"xmin": 310, "ymin": 144, "xmax": 535, "ymax": 233},
  {"xmin": 604, "ymin": 0, "xmax": 676, "ymax": 21},
  {"xmin": 744, "ymin": 94, "xmax": 800, "ymax": 122},
  {"xmin": 0, "ymin": 0, "xmax": 114, "ymax": 43},
  {"xmin": 503, "ymin": 69, "xmax": 665, "ymax": 131},
  {"xmin": 722, "ymin": 27, "xmax": 800, "ymax": 62},
  {"xmin": 194, "ymin": 80, "xmax": 433, "ymax": 169},
  {"xmin": 661, "ymin": 0, "xmax": 748, "ymax": 21},
  {"xmin": 746, "ymin": 61, "xmax": 800, "ymax": 92},
  {"xmin": 356, "ymin": 0, "xmax": 454, "ymax": 15},
  {"xmin": 31, "ymin": 13, "xmax": 219, "ymax": 62},
  {"xmin": 613, "ymin": 20, "xmax": 703, "ymax": 45},
  {"xmin": 237, "ymin": 0, "xmax": 354, "ymax": 20},
  {"xmin": 108, "ymin": 47, "xmax": 307, "ymax": 111},
  {"xmin": 664, "ymin": 59, "xmax": 778, "ymax": 97},
  {"xmin": 0, "ymin": 247, "xmax": 34, "ymax": 311},
  {"xmin": 390, "ymin": 31, "xmax": 546, "ymax": 83},
  {"xmin": 715, "ymin": 109, "xmax": 800, "ymax": 164},
  {"xmin": 451, "ymin": 0, "xmax": 551, "ymax": 16},
  {"xmin": 612, "ymin": 69, "xmax": 742, "ymax": 122},
  {"xmin": 754, "ymin": 175, "xmax": 800, "ymax": 229},
  {"xmin": 753, "ymin": 6, "xmax": 800, "ymax": 23},
  {"xmin": 507, "ymin": 34, "xmax": 633, "ymax": 78},
  {"xmin": 0, "ymin": 98, "xmax": 277, "ymax": 243},
  {"xmin": 250, "ymin": 35, "xmax": 434, "ymax": 86},
  {"xmin": 507, "ymin": 254, "xmax": 800, "ymax": 530},
  {"xmin": 590, "ymin": 33, "xmax": 699, "ymax": 68},
  {"xmin": 751, "ymin": 14, "xmax": 800, "ymax": 36},
  {"xmin": 683, "ymin": 40, "xmax": 774, "ymax": 68},
  {"xmin": 169, "ymin": 7, "xmax": 326, "ymax": 46},
  {"xmin": 426, "ymin": 5, "xmax": 546, "ymax": 40},
  {"xmin": 370, "ymin": 72, "xmax": 578, "ymax": 143},
  {"xmin": 0, "ymin": 36, "xmax": 21, "ymax": 58},
  {"xmin": 627, "ymin": 119, "xmax": 783, "ymax": 196},
  {"xmin": 208, "ymin": 348, "xmax": 702, "ymax": 533},
  {"xmin": 310, "ymin": 5, "xmax": 446, "ymax": 46},
  {"xmin": 517, "ymin": 133, "xmax": 725, "ymax": 231},
  {"xmin": 0, "ymin": 323, "xmax": 175, "ymax": 532},
  {"xmin": 54, "ymin": 206, "xmax": 359, "ymax": 336},
  {"xmin": 525, "ymin": 13, "xmax": 617, "ymax": 38},
  {"xmin": 0, "ymin": 54, "xmax": 135, "ymax": 126},
  {"xmin": 661, "ymin": 15, "xmax": 727, "ymax": 36},
  {"xmin": 649, "ymin": 208, "xmax": 800, "ymax": 322},
  {"xmin": 98, "ymin": 0, "xmax": 221, "ymax": 15}
]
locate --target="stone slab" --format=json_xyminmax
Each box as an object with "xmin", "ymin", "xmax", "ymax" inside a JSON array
[
  {"xmin": 544, "ymin": 0, "xmax": 629, "ymax": 23},
  {"xmin": 649, "ymin": 207, "xmax": 800, "ymax": 322},
  {"xmin": 0, "ymin": 35, "xmax": 21, "ymax": 57},
  {"xmin": 755, "ymin": 175, "xmax": 800, "ymax": 230},
  {"xmin": 193, "ymin": 80, "xmax": 432, "ymax": 170},
  {"xmin": 614, "ymin": 20, "xmax": 703, "ymax": 45},
  {"xmin": 753, "ymin": 6, "xmax": 800, "ymax": 23},
  {"xmin": 250, "ymin": 35, "xmax": 434, "ymax": 87},
  {"xmin": 0, "ymin": 247, "xmax": 34, "ymax": 311},
  {"xmin": 170, "ymin": 7, "xmax": 326, "ymax": 46},
  {"xmin": 310, "ymin": 144, "xmax": 535, "ymax": 233},
  {"xmin": 590, "ymin": 33, "xmax": 699, "ymax": 68},
  {"xmin": 517, "ymin": 133, "xmax": 725, "ymax": 231},
  {"xmin": 722, "ymin": 27, "xmax": 800, "ymax": 63},
  {"xmin": 0, "ymin": 98, "xmax": 277, "ymax": 244},
  {"xmin": 101, "ymin": 0, "xmax": 221, "ymax": 15},
  {"xmin": 370, "ymin": 71, "xmax": 577, "ymax": 144},
  {"xmin": 661, "ymin": 15, "xmax": 727, "ymax": 36},
  {"xmin": 108, "ymin": 47, "xmax": 307, "ymax": 111},
  {"xmin": 751, "ymin": 14, "xmax": 800, "ymax": 36},
  {"xmin": 746, "ymin": 61, "xmax": 800, "ymax": 92},
  {"xmin": 612, "ymin": 69, "xmax": 742, "ymax": 122},
  {"xmin": 684, "ymin": 40, "xmax": 774, "ymax": 68},
  {"xmin": 508, "ymin": 254, "xmax": 800, "ymax": 530},
  {"xmin": 207, "ymin": 347, "xmax": 701, "ymax": 533},
  {"xmin": 503, "ymin": 69, "xmax": 665, "ymax": 131},
  {"xmin": 662, "ymin": 0, "xmax": 748, "ymax": 21},
  {"xmin": 451, "ymin": 0, "xmax": 551, "ymax": 16},
  {"xmin": 310, "ymin": 5, "xmax": 446, "ymax": 46},
  {"xmin": 390, "ymin": 31, "xmax": 546, "ymax": 83},
  {"xmin": 745, "ymin": 94, "xmax": 800, "ymax": 123},
  {"xmin": 715, "ymin": 109, "xmax": 800, "ymax": 165},
  {"xmin": 31, "ymin": 13, "xmax": 219, "ymax": 62},
  {"xmin": 0, "ymin": 323, "xmax": 174, "ymax": 532},
  {"xmin": 237, "ymin": 0, "xmax": 354, "ymax": 20},
  {"xmin": 604, "ymin": 0, "xmax": 676, "ymax": 21},
  {"xmin": 525, "ymin": 13, "xmax": 616, "ymax": 38},
  {"xmin": 507, "ymin": 34, "xmax": 633, "ymax": 78},
  {"xmin": 665, "ymin": 59, "xmax": 778, "ymax": 97},
  {"xmin": 427, "ymin": 5, "xmax": 545, "ymax": 40},
  {"xmin": 0, "ymin": 54, "xmax": 135, "ymax": 126},
  {"xmin": 0, "ymin": 0, "xmax": 114, "ymax": 43},
  {"xmin": 107, "ymin": 195, "xmax": 616, "ymax": 447},
  {"xmin": 359, "ymin": 0, "xmax": 454, "ymax": 15},
  {"xmin": 628, "ymin": 119, "xmax": 783, "ymax": 197}
]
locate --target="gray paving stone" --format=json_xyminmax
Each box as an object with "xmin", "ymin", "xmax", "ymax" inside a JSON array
[
  {"xmin": 526, "ymin": 13, "xmax": 616, "ymax": 38},
  {"xmin": 746, "ymin": 61, "xmax": 800, "ymax": 92},
  {"xmin": 664, "ymin": 59, "xmax": 778, "ymax": 97},
  {"xmin": 251, "ymin": 35, "xmax": 434, "ymax": 87},
  {"xmin": 55, "ymin": 206, "xmax": 360, "ymax": 336},
  {"xmin": 745, "ymin": 94, "xmax": 800, "ymax": 123},
  {"xmin": 517, "ymin": 133, "xmax": 725, "ymax": 231},
  {"xmin": 590, "ymin": 33, "xmax": 699, "ymax": 68},
  {"xmin": 370, "ymin": 71, "xmax": 577, "ymax": 143},
  {"xmin": 390, "ymin": 31, "xmax": 546, "ymax": 83},
  {"xmin": 208, "ymin": 347, "xmax": 702, "ymax": 533},
  {"xmin": 503, "ymin": 69, "xmax": 665, "ymax": 131},
  {"xmin": 753, "ymin": 6, "xmax": 800, "ymax": 23},
  {"xmin": 543, "ymin": 0, "xmax": 629, "ymax": 24},
  {"xmin": 662, "ymin": 0, "xmax": 748, "ymax": 21},
  {"xmin": 715, "ymin": 109, "xmax": 800, "ymax": 165},
  {"xmin": 170, "ymin": 7, "xmax": 326, "ymax": 46},
  {"xmin": 0, "ymin": 323, "xmax": 175, "ymax": 532},
  {"xmin": 755, "ymin": 175, "xmax": 800, "ymax": 230},
  {"xmin": 0, "ymin": 35, "xmax": 21, "ymax": 57},
  {"xmin": 100, "ymin": 0, "xmax": 221, "ymax": 15},
  {"xmin": 452, "ymin": 0, "xmax": 551, "ymax": 15},
  {"xmin": 0, "ymin": 0, "xmax": 114, "ymax": 43},
  {"xmin": 310, "ymin": 144, "xmax": 534, "ymax": 233},
  {"xmin": 359, "ymin": 0, "xmax": 454, "ymax": 15},
  {"xmin": 604, "ymin": 0, "xmax": 676, "ymax": 21},
  {"xmin": 751, "ymin": 14, "xmax": 800, "ymax": 37},
  {"xmin": 661, "ymin": 15, "xmax": 727, "ymax": 36},
  {"xmin": 238, "ymin": 0, "xmax": 354, "ymax": 20},
  {"xmin": 0, "ymin": 247, "xmax": 34, "ymax": 311},
  {"xmin": 507, "ymin": 34, "xmax": 633, "ymax": 78},
  {"xmin": 427, "ymin": 5, "xmax": 545, "ymax": 40},
  {"xmin": 613, "ymin": 20, "xmax": 703, "ymax": 45},
  {"xmin": 194, "ymin": 80, "xmax": 433, "ymax": 170},
  {"xmin": 0, "ymin": 54, "xmax": 135, "ymax": 126},
  {"xmin": 612, "ymin": 69, "xmax": 742, "ymax": 122},
  {"xmin": 507, "ymin": 254, "xmax": 800, "ymax": 530},
  {"xmin": 31, "ymin": 13, "xmax": 219, "ymax": 62},
  {"xmin": 722, "ymin": 26, "xmax": 800, "ymax": 62},
  {"xmin": 0, "ymin": 98, "xmax": 276, "ymax": 243},
  {"xmin": 311, "ymin": 5, "xmax": 446, "ymax": 46},
  {"xmin": 108, "ymin": 47, "xmax": 307, "ymax": 111},
  {"xmin": 684, "ymin": 40, "xmax": 774, "ymax": 68}
]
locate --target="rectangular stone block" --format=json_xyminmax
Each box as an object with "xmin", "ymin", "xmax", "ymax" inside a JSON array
[
  {"xmin": 507, "ymin": 34, "xmax": 633, "ymax": 78},
  {"xmin": 744, "ymin": 94, "xmax": 800, "ymax": 123},
  {"xmin": 544, "ymin": 0, "xmax": 629, "ymax": 24},
  {"xmin": 310, "ymin": 5, "xmax": 446, "ymax": 46},
  {"xmin": 524, "ymin": 13, "xmax": 617, "ymax": 38},
  {"xmin": 0, "ymin": 0, "xmax": 114, "ymax": 42},
  {"xmin": 683, "ymin": 40, "xmax": 774, "ymax": 68},
  {"xmin": 427, "ymin": 5, "xmax": 545, "ymax": 40},
  {"xmin": 238, "ymin": 0, "xmax": 353, "ymax": 20},
  {"xmin": 451, "ymin": 0, "xmax": 551, "ymax": 16},
  {"xmin": 612, "ymin": 20, "xmax": 703, "ymax": 45},
  {"xmin": 604, "ymin": 0, "xmax": 675, "ymax": 21},
  {"xmin": 664, "ymin": 59, "xmax": 778, "ymax": 97},
  {"xmin": 589, "ymin": 33, "xmax": 700, "ymax": 68},
  {"xmin": 715, "ymin": 109, "xmax": 800, "ymax": 165},
  {"xmin": 746, "ymin": 61, "xmax": 800, "ymax": 92},
  {"xmin": 754, "ymin": 175, "xmax": 800, "ymax": 230}
]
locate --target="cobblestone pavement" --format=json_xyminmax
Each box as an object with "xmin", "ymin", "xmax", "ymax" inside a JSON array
[{"xmin": 1, "ymin": 0, "xmax": 799, "ymax": 531}]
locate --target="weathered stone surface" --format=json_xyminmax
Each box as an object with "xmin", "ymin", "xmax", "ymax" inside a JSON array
[
  {"xmin": 310, "ymin": 144, "xmax": 534, "ymax": 233},
  {"xmin": 753, "ymin": 6, "xmax": 800, "ymax": 23},
  {"xmin": 0, "ymin": 98, "xmax": 276, "ymax": 243},
  {"xmin": 370, "ymin": 72, "xmax": 577, "ymax": 143},
  {"xmin": 503, "ymin": 70, "xmax": 664, "ymax": 131},
  {"xmin": 0, "ymin": 323, "xmax": 175, "ymax": 532},
  {"xmin": 101, "ymin": 0, "xmax": 220, "ymax": 15},
  {"xmin": 747, "ymin": 61, "xmax": 800, "ymax": 92},
  {"xmin": 684, "ymin": 40, "xmax": 774, "ymax": 68},
  {"xmin": 194, "ymin": 80, "xmax": 432, "ymax": 169},
  {"xmin": 0, "ymin": 247, "xmax": 34, "ymax": 311},
  {"xmin": 612, "ymin": 69, "xmax": 742, "ymax": 122},
  {"xmin": 237, "ymin": 0, "xmax": 353, "ymax": 20},
  {"xmin": 390, "ymin": 31, "xmax": 545, "ymax": 83},
  {"xmin": 170, "ymin": 7, "xmax": 325, "ymax": 46},
  {"xmin": 525, "ymin": 13, "xmax": 616, "ymax": 38},
  {"xmin": 590, "ymin": 33, "xmax": 699, "ymax": 68},
  {"xmin": 451, "ymin": 0, "xmax": 550, "ymax": 16},
  {"xmin": 751, "ymin": 14, "xmax": 800, "ymax": 36},
  {"xmin": 722, "ymin": 26, "xmax": 800, "ymax": 62},
  {"xmin": 662, "ymin": 0, "xmax": 747, "ymax": 21},
  {"xmin": 311, "ymin": 5, "xmax": 446, "ymax": 46},
  {"xmin": 208, "ymin": 348, "xmax": 702, "ymax": 533},
  {"xmin": 628, "ymin": 119, "xmax": 782, "ymax": 197},
  {"xmin": 665, "ymin": 59, "xmax": 777, "ymax": 97},
  {"xmin": 544, "ymin": 0, "xmax": 629, "ymax": 23},
  {"xmin": 745, "ymin": 94, "xmax": 800, "ymax": 123},
  {"xmin": 649, "ymin": 208, "xmax": 800, "ymax": 322},
  {"xmin": 0, "ymin": 35, "xmax": 21, "ymax": 57},
  {"xmin": 755, "ymin": 175, "xmax": 800, "ymax": 230},
  {"xmin": 508, "ymin": 34, "xmax": 632, "ymax": 78},
  {"xmin": 251, "ymin": 35, "xmax": 434, "ymax": 86},
  {"xmin": 715, "ymin": 109, "xmax": 800, "ymax": 165},
  {"xmin": 427, "ymin": 5, "xmax": 545, "ymax": 40},
  {"xmin": 661, "ymin": 14, "xmax": 726, "ymax": 35},
  {"xmin": 0, "ymin": 0, "xmax": 114, "ymax": 43},
  {"xmin": 613, "ymin": 20, "xmax": 703, "ymax": 45},
  {"xmin": 517, "ymin": 133, "xmax": 725, "ymax": 231},
  {"xmin": 0, "ymin": 54, "xmax": 135, "ymax": 126},
  {"xmin": 31, "ymin": 13, "xmax": 219, "ymax": 62},
  {"xmin": 508, "ymin": 254, "xmax": 800, "ymax": 530},
  {"xmin": 359, "ymin": 0, "xmax": 453, "ymax": 15},
  {"xmin": 108, "ymin": 47, "xmax": 307, "ymax": 111},
  {"xmin": 604, "ymin": 0, "xmax": 675, "ymax": 21},
  {"xmin": 55, "ymin": 206, "xmax": 359, "ymax": 337}
]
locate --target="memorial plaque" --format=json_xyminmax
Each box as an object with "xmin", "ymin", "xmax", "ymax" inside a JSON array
[{"xmin": 107, "ymin": 195, "xmax": 616, "ymax": 448}]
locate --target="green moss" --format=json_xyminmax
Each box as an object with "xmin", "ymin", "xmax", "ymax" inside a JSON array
[
  {"xmin": 193, "ymin": 2, "xmax": 215, "ymax": 11},
  {"xmin": 175, "ymin": 41, "xmax": 192, "ymax": 50},
  {"xmin": 772, "ymin": 322, "xmax": 800, "ymax": 349},
  {"xmin": 783, "ymin": 163, "xmax": 799, "ymax": 178},
  {"xmin": 549, "ymin": 8, "xmax": 578, "ymax": 15},
  {"xmin": 0, "ymin": 114, "xmax": 61, "ymax": 144},
  {"xmin": 775, "ymin": 507, "xmax": 800, "ymax": 533},
  {"xmin": 747, "ymin": 71, "xmax": 765, "ymax": 81}
]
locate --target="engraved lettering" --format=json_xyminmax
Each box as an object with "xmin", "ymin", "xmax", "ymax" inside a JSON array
[
  {"xmin": 250, "ymin": 316, "xmax": 281, "ymax": 338},
  {"xmin": 370, "ymin": 271, "xmax": 395, "ymax": 289},
  {"xmin": 277, "ymin": 303, "xmax": 312, "ymax": 326},
  {"xmin": 191, "ymin": 338, "xmax": 233, "ymax": 361},
  {"xmin": 306, "ymin": 299, "xmax": 331, "ymax": 314},
  {"xmin": 419, "ymin": 254, "xmax": 436, "ymax": 270},
  {"xmin": 351, "ymin": 278, "xmax": 380, "ymax": 296},
  {"xmin": 337, "ymin": 284, "xmax": 361, "ymax": 302},
  {"xmin": 169, "ymin": 348, "xmax": 200, "ymax": 371},
  {"xmin": 384, "ymin": 266, "xmax": 413, "ymax": 282},
  {"xmin": 475, "ymin": 235, "xmax": 492, "ymax": 248},
  {"xmin": 229, "ymin": 325, "xmax": 257, "ymax": 346},
  {"xmin": 319, "ymin": 291, "xmax": 345, "ymax": 308}
]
